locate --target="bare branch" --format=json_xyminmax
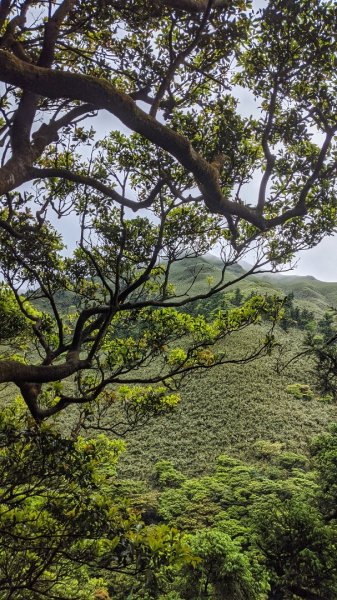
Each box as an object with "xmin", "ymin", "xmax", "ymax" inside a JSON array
[{"xmin": 30, "ymin": 166, "xmax": 167, "ymax": 212}]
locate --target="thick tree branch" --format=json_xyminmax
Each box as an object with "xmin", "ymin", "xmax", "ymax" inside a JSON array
[
  {"xmin": 0, "ymin": 103, "xmax": 97, "ymax": 200},
  {"xmin": 0, "ymin": 50, "xmax": 266, "ymax": 229},
  {"xmin": 38, "ymin": 0, "xmax": 76, "ymax": 68},
  {"xmin": 0, "ymin": 358, "xmax": 88, "ymax": 384},
  {"xmin": 8, "ymin": 0, "xmax": 76, "ymax": 155}
]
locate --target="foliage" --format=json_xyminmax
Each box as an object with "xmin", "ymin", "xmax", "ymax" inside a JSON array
[
  {"xmin": 0, "ymin": 0, "xmax": 336, "ymax": 422},
  {"xmin": 1, "ymin": 2, "xmax": 337, "ymax": 598},
  {"xmin": 301, "ymin": 310, "xmax": 337, "ymax": 400},
  {"xmin": 92, "ymin": 423, "xmax": 337, "ymax": 598},
  {"xmin": 119, "ymin": 321, "xmax": 337, "ymax": 480},
  {"xmin": 251, "ymin": 497, "xmax": 337, "ymax": 599},
  {"xmin": 286, "ymin": 383, "xmax": 315, "ymax": 401},
  {"xmin": 0, "ymin": 400, "xmax": 130, "ymax": 599},
  {"xmin": 0, "ymin": 285, "xmax": 29, "ymax": 343},
  {"xmin": 280, "ymin": 292, "xmax": 315, "ymax": 332},
  {"xmin": 153, "ymin": 461, "xmax": 187, "ymax": 490},
  {"xmin": 311, "ymin": 423, "xmax": 337, "ymax": 520},
  {"xmin": 179, "ymin": 529, "xmax": 268, "ymax": 600},
  {"xmin": 318, "ymin": 312, "xmax": 336, "ymax": 341},
  {"xmin": 3, "ymin": 352, "xmax": 337, "ymax": 598},
  {"xmin": 0, "ymin": 400, "xmax": 202, "ymax": 600},
  {"xmin": 134, "ymin": 430, "xmax": 337, "ymax": 599}
]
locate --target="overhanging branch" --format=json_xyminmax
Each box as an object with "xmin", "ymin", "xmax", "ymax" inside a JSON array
[{"xmin": 0, "ymin": 50, "xmax": 266, "ymax": 228}]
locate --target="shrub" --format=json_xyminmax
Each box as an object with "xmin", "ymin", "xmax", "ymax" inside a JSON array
[{"xmin": 286, "ymin": 383, "xmax": 315, "ymax": 401}]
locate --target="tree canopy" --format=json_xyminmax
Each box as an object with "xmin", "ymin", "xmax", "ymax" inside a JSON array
[
  {"xmin": 0, "ymin": 0, "xmax": 337, "ymax": 420},
  {"xmin": 3, "ymin": 397, "xmax": 337, "ymax": 599}
]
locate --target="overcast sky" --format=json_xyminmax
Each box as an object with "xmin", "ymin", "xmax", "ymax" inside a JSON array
[
  {"xmin": 236, "ymin": 80, "xmax": 337, "ymax": 282},
  {"xmin": 54, "ymin": 97, "xmax": 337, "ymax": 284},
  {"xmin": 18, "ymin": 0, "xmax": 337, "ymax": 284},
  {"xmin": 288, "ymin": 239, "xmax": 337, "ymax": 282}
]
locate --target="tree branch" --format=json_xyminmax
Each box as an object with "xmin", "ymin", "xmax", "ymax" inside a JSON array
[
  {"xmin": 161, "ymin": 0, "xmax": 229, "ymax": 11},
  {"xmin": 30, "ymin": 166, "xmax": 167, "ymax": 211},
  {"xmin": 0, "ymin": 50, "xmax": 266, "ymax": 229},
  {"xmin": 150, "ymin": 0, "xmax": 213, "ymax": 118},
  {"xmin": 257, "ymin": 80, "xmax": 278, "ymax": 214},
  {"xmin": 0, "ymin": 358, "xmax": 88, "ymax": 384}
]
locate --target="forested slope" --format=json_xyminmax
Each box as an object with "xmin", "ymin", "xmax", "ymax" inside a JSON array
[
  {"xmin": 3, "ymin": 257, "xmax": 337, "ymax": 600},
  {"xmin": 113, "ymin": 257, "xmax": 337, "ymax": 479},
  {"xmin": 120, "ymin": 326, "xmax": 337, "ymax": 479}
]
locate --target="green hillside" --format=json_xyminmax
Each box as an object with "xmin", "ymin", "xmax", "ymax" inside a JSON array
[
  {"xmin": 105, "ymin": 257, "xmax": 337, "ymax": 482},
  {"xmin": 166, "ymin": 254, "xmax": 336, "ymax": 316},
  {"xmin": 259, "ymin": 272, "xmax": 337, "ymax": 311},
  {"xmin": 120, "ymin": 325, "xmax": 337, "ymax": 480},
  {"xmin": 5, "ymin": 256, "xmax": 337, "ymax": 600},
  {"xmin": 26, "ymin": 255, "xmax": 337, "ymax": 482}
]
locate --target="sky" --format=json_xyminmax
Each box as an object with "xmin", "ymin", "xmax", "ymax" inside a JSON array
[
  {"xmin": 235, "ymin": 84, "xmax": 337, "ymax": 282},
  {"xmin": 52, "ymin": 101, "xmax": 337, "ymax": 284},
  {"xmin": 289, "ymin": 238, "xmax": 337, "ymax": 282},
  {"xmin": 5, "ymin": 0, "xmax": 337, "ymax": 284}
]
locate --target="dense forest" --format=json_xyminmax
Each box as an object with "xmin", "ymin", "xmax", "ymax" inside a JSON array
[
  {"xmin": 1, "ymin": 0, "xmax": 337, "ymax": 598},
  {"xmin": 3, "ymin": 259, "xmax": 337, "ymax": 598}
]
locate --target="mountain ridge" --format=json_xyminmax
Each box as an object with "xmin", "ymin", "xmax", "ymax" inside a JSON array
[{"xmin": 168, "ymin": 255, "xmax": 337, "ymax": 315}]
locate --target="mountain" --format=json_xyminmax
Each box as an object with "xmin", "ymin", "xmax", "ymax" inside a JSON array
[
  {"xmin": 167, "ymin": 254, "xmax": 337, "ymax": 316},
  {"xmin": 259, "ymin": 272, "xmax": 337, "ymax": 310},
  {"xmin": 114, "ymin": 256, "xmax": 337, "ymax": 480},
  {"xmin": 34, "ymin": 254, "xmax": 337, "ymax": 480}
]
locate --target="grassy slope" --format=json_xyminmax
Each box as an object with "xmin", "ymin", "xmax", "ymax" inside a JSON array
[
  {"xmin": 21, "ymin": 256, "xmax": 337, "ymax": 481},
  {"xmin": 259, "ymin": 273, "xmax": 337, "ymax": 311},
  {"xmin": 169, "ymin": 254, "xmax": 337, "ymax": 313},
  {"xmin": 118, "ymin": 258, "xmax": 337, "ymax": 480},
  {"xmin": 120, "ymin": 327, "xmax": 337, "ymax": 479}
]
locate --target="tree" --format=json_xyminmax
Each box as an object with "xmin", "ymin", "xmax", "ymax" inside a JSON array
[
  {"xmin": 0, "ymin": 399, "xmax": 199, "ymax": 600},
  {"xmin": 318, "ymin": 312, "xmax": 336, "ymax": 342},
  {"xmin": 0, "ymin": 400, "xmax": 126, "ymax": 599},
  {"xmin": 144, "ymin": 446, "xmax": 337, "ymax": 599},
  {"xmin": 289, "ymin": 311, "xmax": 337, "ymax": 400},
  {"xmin": 179, "ymin": 529, "xmax": 266, "ymax": 600},
  {"xmin": 0, "ymin": 0, "xmax": 337, "ymax": 421},
  {"xmin": 232, "ymin": 288, "xmax": 244, "ymax": 307}
]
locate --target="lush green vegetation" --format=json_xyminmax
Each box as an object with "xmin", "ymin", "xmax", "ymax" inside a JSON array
[
  {"xmin": 1, "ymin": 0, "xmax": 337, "ymax": 597},
  {"xmin": 139, "ymin": 425, "xmax": 337, "ymax": 600},
  {"xmin": 3, "ymin": 261, "xmax": 337, "ymax": 599},
  {"xmin": 4, "ymin": 379, "xmax": 337, "ymax": 599},
  {"xmin": 117, "ymin": 260, "xmax": 337, "ymax": 480}
]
